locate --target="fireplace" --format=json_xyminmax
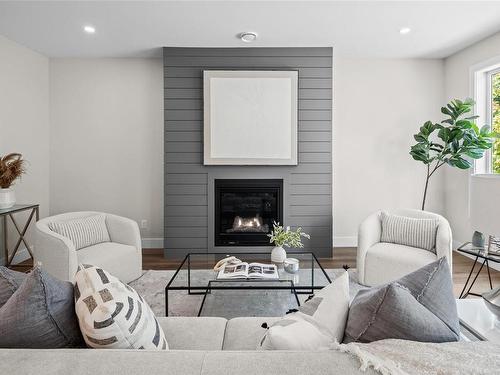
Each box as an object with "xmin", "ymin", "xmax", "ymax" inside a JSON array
[{"xmin": 214, "ymin": 179, "xmax": 283, "ymax": 246}]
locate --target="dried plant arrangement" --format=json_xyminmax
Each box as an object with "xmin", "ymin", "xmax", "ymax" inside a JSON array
[{"xmin": 0, "ymin": 153, "xmax": 26, "ymax": 189}]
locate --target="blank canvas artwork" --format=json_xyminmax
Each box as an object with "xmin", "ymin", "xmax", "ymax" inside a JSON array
[{"xmin": 204, "ymin": 71, "xmax": 298, "ymax": 165}]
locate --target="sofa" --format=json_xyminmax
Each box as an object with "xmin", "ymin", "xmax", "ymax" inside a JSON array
[
  {"xmin": 34, "ymin": 211, "xmax": 142, "ymax": 283},
  {"xmin": 357, "ymin": 209, "xmax": 453, "ymax": 286}
]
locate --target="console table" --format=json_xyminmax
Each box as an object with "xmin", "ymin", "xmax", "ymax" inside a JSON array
[{"xmin": 0, "ymin": 204, "xmax": 39, "ymax": 267}]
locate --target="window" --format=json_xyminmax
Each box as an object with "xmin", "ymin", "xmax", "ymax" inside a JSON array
[{"xmin": 472, "ymin": 59, "xmax": 500, "ymax": 174}]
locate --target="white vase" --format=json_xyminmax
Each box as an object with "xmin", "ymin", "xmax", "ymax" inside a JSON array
[
  {"xmin": 0, "ymin": 188, "xmax": 15, "ymax": 209},
  {"xmin": 271, "ymin": 246, "xmax": 287, "ymax": 263}
]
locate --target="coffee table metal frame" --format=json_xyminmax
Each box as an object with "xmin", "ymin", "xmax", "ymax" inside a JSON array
[{"xmin": 164, "ymin": 251, "xmax": 331, "ymax": 316}]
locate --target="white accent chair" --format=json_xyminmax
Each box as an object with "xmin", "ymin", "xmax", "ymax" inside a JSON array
[
  {"xmin": 35, "ymin": 211, "xmax": 142, "ymax": 283},
  {"xmin": 357, "ymin": 208, "xmax": 452, "ymax": 286}
]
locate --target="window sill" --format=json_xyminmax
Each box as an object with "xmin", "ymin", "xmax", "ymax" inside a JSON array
[{"xmin": 472, "ymin": 173, "xmax": 500, "ymax": 179}]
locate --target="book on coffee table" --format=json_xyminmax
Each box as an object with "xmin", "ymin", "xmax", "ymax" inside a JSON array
[{"xmin": 217, "ymin": 263, "xmax": 278, "ymax": 280}]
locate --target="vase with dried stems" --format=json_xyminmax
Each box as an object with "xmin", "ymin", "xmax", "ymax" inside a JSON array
[{"xmin": 0, "ymin": 153, "xmax": 26, "ymax": 209}]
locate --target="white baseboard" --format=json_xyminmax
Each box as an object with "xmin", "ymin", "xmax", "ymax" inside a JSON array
[
  {"xmin": 142, "ymin": 237, "xmax": 164, "ymax": 249},
  {"xmin": 334, "ymin": 236, "xmax": 357, "ymax": 247}
]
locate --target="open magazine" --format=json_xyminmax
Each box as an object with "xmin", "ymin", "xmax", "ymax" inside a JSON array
[{"xmin": 217, "ymin": 262, "xmax": 279, "ymax": 279}]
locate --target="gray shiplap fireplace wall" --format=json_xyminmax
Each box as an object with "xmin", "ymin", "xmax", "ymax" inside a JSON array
[{"xmin": 164, "ymin": 47, "xmax": 332, "ymax": 258}]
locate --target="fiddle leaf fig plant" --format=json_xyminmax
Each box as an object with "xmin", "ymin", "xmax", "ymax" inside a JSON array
[{"xmin": 410, "ymin": 98, "xmax": 496, "ymax": 210}]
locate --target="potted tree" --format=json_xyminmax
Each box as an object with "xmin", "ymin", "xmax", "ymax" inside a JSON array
[
  {"xmin": 0, "ymin": 153, "xmax": 26, "ymax": 209},
  {"xmin": 410, "ymin": 99, "xmax": 496, "ymax": 210}
]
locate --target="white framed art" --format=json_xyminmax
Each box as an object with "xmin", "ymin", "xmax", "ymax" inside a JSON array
[{"xmin": 203, "ymin": 70, "xmax": 298, "ymax": 165}]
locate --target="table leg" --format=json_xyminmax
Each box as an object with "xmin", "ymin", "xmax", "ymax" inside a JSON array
[
  {"xmin": 463, "ymin": 259, "xmax": 487, "ymax": 299},
  {"xmin": 198, "ymin": 281, "xmax": 212, "ymax": 317},
  {"xmin": 459, "ymin": 254, "xmax": 479, "ymax": 298},
  {"xmin": 165, "ymin": 288, "xmax": 169, "ymax": 317},
  {"xmin": 486, "ymin": 259, "xmax": 493, "ymax": 290}
]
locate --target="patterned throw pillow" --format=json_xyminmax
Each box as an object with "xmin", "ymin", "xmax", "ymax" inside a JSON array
[
  {"xmin": 0, "ymin": 266, "xmax": 27, "ymax": 307},
  {"xmin": 259, "ymin": 271, "xmax": 350, "ymax": 350},
  {"xmin": 380, "ymin": 211, "xmax": 439, "ymax": 252},
  {"xmin": 344, "ymin": 258, "xmax": 459, "ymax": 343},
  {"xmin": 74, "ymin": 265, "xmax": 168, "ymax": 350},
  {"xmin": 48, "ymin": 214, "xmax": 110, "ymax": 250}
]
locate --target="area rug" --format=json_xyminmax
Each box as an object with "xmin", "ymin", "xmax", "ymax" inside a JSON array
[{"xmin": 130, "ymin": 268, "xmax": 366, "ymax": 318}]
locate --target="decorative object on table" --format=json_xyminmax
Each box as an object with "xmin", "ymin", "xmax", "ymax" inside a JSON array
[
  {"xmin": 1, "ymin": 204, "xmax": 39, "ymax": 267},
  {"xmin": 283, "ymin": 258, "xmax": 300, "ymax": 274},
  {"xmin": 74, "ymin": 264, "xmax": 168, "ymax": 350},
  {"xmin": 0, "ymin": 153, "xmax": 26, "ymax": 209},
  {"xmin": 213, "ymin": 255, "xmax": 242, "ymax": 272},
  {"xmin": 410, "ymin": 98, "xmax": 496, "ymax": 210},
  {"xmin": 472, "ymin": 231, "xmax": 485, "ymax": 248},
  {"xmin": 344, "ymin": 258, "xmax": 460, "ymax": 344},
  {"xmin": 268, "ymin": 222, "xmax": 310, "ymax": 263},
  {"xmin": 482, "ymin": 287, "xmax": 500, "ymax": 320}
]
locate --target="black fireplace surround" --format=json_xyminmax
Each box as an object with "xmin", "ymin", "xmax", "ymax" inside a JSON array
[{"xmin": 214, "ymin": 179, "xmax": 283, "ymax": 246}]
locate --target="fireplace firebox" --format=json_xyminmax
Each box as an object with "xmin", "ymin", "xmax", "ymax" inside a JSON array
[{"xmin": 214, "ymin": 179, "xmax": 283, "ymax": 246}]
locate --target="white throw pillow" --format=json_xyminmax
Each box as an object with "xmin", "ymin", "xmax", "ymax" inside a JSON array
[
  {"xmin": 380, "ymin": 211, "xmax": 439, "ymax": 252},
  {"xmin": 48, "ymin": 214, "xmax": 110, "ymax": 250},
  {"xmin": 74, "ymin": 265, "xmax": 168, "ymax": 350},
  {"xmin": 259, "ymin": 271, "xmax": 350, "ymax": 350}
]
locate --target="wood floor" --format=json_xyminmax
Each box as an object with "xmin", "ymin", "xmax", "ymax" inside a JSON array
[{"xmin": 143, "ymin": 247, "xmax": 499, "ymax": 298}]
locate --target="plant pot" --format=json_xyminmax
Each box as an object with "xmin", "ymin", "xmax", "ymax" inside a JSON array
[
  {"xmin": 271, "ymin": 246, "xmax": 287, "ymax": 263},
  {"xmin": 0, "ymin": 188, "xmax": 15, "ymax": 209}
]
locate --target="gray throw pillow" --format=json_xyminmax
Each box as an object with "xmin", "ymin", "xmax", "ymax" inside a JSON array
[
  {"xmin": 344, "ymin": 257, "xmax": 459, "ymax": 343},
  {"xmin": 0, "ymin": 267, "xmax": 84, "ymax": 348},
  {"xmin": 0, "ymin": 266, "xmax": 27, "ymax": 307}
]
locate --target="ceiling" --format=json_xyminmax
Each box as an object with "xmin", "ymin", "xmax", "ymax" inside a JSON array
[{"xmin": 1, "ymin": 1, "xmax": 500, "ymax": 59}]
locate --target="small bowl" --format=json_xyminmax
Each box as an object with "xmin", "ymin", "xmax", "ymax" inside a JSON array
[
  {"xmin": 284, "ymin": 258, "xmax": 300, "ymax": 274},
  {"xmin": 482, "ymin": 287, "xmax": 500, "ymax": 320}
]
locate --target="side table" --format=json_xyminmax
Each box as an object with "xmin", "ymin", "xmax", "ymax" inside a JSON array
[{"xmin": 0, "ymin": 204, "xmax": 39, "ymax": 267}]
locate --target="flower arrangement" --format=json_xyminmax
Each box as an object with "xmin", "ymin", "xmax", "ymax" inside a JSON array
[
  {"xmin": 0, "ymin": 153, "xmax": 26, "ymax": 189},
  {"xmin": 268, "ymin": 221, "xmax": 310, "ymax": 248}
]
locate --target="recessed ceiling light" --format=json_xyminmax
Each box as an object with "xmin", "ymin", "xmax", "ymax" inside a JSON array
[
  {"xmin": 399, "ymin": 27, "xmax": 411, "ymax": 35},
  {"xmin": 83, "ymin": 25, "xmax": 96, "ymax": 34},
  {"xmin": 239, "ymin": 32, "xmax": 257, "ymax": 43}
]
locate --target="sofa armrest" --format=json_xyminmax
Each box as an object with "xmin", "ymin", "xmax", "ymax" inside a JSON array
[
  {"xmin": 34, "ymin": 223, "xmax": 78, "ymax": 282},
  {"xmin": 435, "ymin": 218, "xmax": 453, "ymax": 273},
  {"xmin": 105, "ymin": 214, "xmax": 142, "ymax": 255},
  {"xmin": 357, "ymin": 211, "xmax": 382, "ymax": 285}
]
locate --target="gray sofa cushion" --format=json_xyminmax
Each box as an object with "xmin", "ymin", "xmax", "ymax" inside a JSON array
[
  {"xmin": 158, "ymin": 317, "xmax": 227, "ymax": 350},
  {"xmin": 344, "ymin": 257, "xmax": 459, "ymax": 343},
  {"xmin": 0, "ymin": 266, "xmax": 27, "ymax": 307},
  {"xmin": 0, "ymin": 267, "xmax": 84, "ymax": 348},
  {"xmin": 223, "ymin": 317, "xmax": 280, "ymax": 350}
]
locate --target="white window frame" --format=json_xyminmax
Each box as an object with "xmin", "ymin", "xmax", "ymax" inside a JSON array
[{"xmin": 470, "ymin": 57, "xmax": 500, "ymax": 175}]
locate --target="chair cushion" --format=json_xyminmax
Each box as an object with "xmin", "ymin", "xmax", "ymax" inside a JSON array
[
  {"xmin": 158, "ymin": 317, "xmax": 227, "ymax": 350},
  {"xmin": 0, "ymin": 267, "xmax": 84, "ymax": 348},
  {"xmin": 48, "ymin": 214, "xmax": 110, "ymax": 250},
  {"xmin": 364, "ymin": 242, "xmax": 436, "ymax": 286},
  {"xmin": 223, "ymin": 317, "xmax": 280, "ymax": 350},
  {"xmin": 0, "ymin": 266, "xmax": 27, "ymax": 307},
  {"xmin": 77, "ymin": 242, "xmax": 140, "ymax": 283},
  {"xmin": 259, "ymin": 271, "xmax": 350, "ymax": 350},
  {"xmin": 74, "ymin": 265, "xmax": 167, "ymax": 350},
  {"xmin": 380, "ymin": 211, "xmax": 439, "ymax": 252},
  {"xmin": 344, "ymin": 258, "xmax": 460, "ymax": 344}
]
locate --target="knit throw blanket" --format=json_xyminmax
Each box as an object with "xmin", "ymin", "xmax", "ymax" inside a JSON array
[{"xmin": 333, "ymin": 339, "xmax": 500, "ymax": 375}]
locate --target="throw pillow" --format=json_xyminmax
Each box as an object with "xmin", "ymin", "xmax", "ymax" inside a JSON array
[
  {"xmin": 48, "ymin": 214, "xmax": 110, "ymax": 250},
  {"xmin": 259, "ymin": 271, "xmax": 350, "ymax": 350},
  {"xmin": 344, "ymin": 257, "xmax": 459, "ymax": 343},
  {"xmin": 74, "ymin": 265, "xmax": 168, "ymax": 350},
  {"xmin": 0, "ymin": 266, "xmax": 27, "ymax": 307},
  {"xmin": 380, "ymin": 211, "xmax": 439, "ymax": 252},
  {"xmin": 0, "ymin": 266, "xmax": 84, "ymax": 348}
]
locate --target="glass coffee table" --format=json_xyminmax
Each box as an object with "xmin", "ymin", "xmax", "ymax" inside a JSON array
[{"xmin": 165, "ymin": 252, "xmax": 332, "ymax": 317}]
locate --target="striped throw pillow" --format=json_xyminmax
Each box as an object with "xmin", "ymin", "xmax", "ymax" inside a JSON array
[
  {"xmin": 380, "ymin": 212, "xmax": 439, "ymax": 253},
  {"xmin": 48, "ymin": 214, "xmax": 110, "ymax": 250},
  {"xmin": 74, "ymin": 265, "xmax": 168, "ymax": 350}
]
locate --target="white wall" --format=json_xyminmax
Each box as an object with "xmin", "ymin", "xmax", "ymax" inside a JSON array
[
  {"xmin": 334, "ymin": 58, "xmax": 445, "ymax": 246},
  {"xmin": 444, "ymin": 31, "xmax": 500, "ymax": 245},
  {"xmin": 0, "ymin": 35, "xmax": 50, "ymax": 262},
  {"xmin": 49, "ymin": 59, "xmax": 164, "ymax": 243}
]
